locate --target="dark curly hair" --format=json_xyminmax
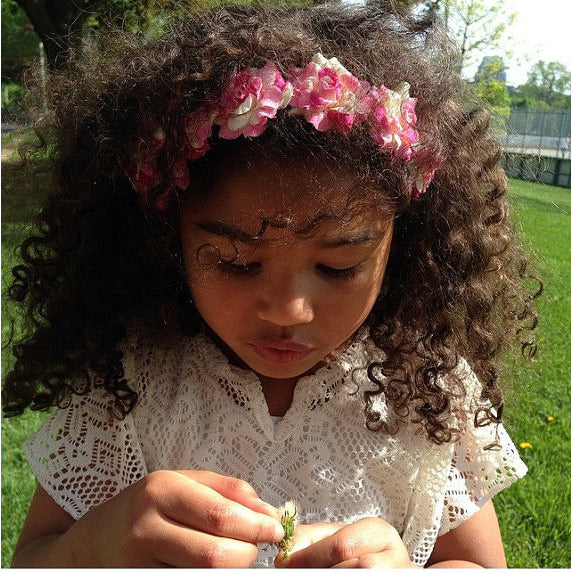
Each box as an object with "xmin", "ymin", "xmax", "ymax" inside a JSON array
[{"xmin": 2, "ymin": 1, "xmax": 540, "ymax": 446}]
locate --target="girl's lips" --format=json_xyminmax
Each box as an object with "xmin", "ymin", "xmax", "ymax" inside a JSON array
[{"xmin": 249, "ymin": 339, "xmax": 315, "ymax": 364}]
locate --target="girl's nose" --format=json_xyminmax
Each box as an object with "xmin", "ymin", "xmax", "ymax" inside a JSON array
[{"xmin": 256, "ymin": 278, "xmax": 315, "ymax": 327}]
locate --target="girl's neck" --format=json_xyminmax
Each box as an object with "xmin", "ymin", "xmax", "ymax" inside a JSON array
[{"xmin": 258, "ymin": 375, "xmax": 298, "ymax": 416}]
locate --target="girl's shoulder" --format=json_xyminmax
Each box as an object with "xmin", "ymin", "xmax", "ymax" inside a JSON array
[
  {"xmin": 120, "ymin": 323, "xmax": 214, "ymax": 386},
  {"xmin": 362, "ymin": 330, "xmax": 482, "ymax": 392},
  {"xmin": 120, "ymin": 324, "xmax": 254, "ymax": 411},
  {"xmin": 362, "ymin": 331, "xmax": 494, "ymax": 428}
]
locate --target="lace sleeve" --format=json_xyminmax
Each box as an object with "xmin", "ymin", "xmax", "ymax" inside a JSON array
[
  {"xmin": 439, "ymin": 364, "xmax": 527, "ymax": 535},
  {"xmin": 23, "ymin": 384, "xmax": 148, "ymax": 520}
]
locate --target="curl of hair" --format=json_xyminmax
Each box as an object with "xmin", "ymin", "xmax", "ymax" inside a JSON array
[{"xmin": 2, "ymin": 3, "xmax": 540, "ymax": 445}]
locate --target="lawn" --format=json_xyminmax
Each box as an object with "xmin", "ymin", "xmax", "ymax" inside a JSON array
[
  {"xmin": 1, "ymin": 162, "xmax": 570, "ymax": 567},
  {"xmin": 494, "ymin": 178, "xmax": 571, "ymax": 568}
]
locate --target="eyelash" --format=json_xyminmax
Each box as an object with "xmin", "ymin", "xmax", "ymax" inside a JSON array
[
  {"xmin": 220, "ymin": 261, "xmax": 359, "ymax": 280},
  {"xmin": 220, "ymin": 261, "xmax": 261, "ymax": 276},
  {"xmin": 316, "ymin": 264, "xmax": 359, "ymax": 280}
]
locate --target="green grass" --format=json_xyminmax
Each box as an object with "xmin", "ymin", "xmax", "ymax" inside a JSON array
[
  {"xmin": 495, "ymin": 179, "xmax": 571, "ymax": 568},
  {"xmin": 1, "ymin": 222, "xmax": 49, "ymax": 566},
  {"xmin": 1, "ymin": 176, "xmax": 570, "ymax": 567}
]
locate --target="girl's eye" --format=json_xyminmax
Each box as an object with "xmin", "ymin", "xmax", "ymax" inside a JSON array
[
  {"xmin": 317, "ymin": 264, "xmax": 359, "ymax": 280},
  {"xmin": 220, "ymin": 261, "xmax": 261, "ymax": 276}
]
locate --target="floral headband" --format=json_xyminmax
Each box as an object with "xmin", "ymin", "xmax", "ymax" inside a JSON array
[{"xmin": 127, "ymin": 53, "xmax": 441, "ymax": 209}]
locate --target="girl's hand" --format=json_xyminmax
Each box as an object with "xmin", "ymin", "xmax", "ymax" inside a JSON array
[
  {"xmin": 84, "ymin": 469, "xmax": 284, "ymax": 567},
  {"xmin": 274, "ymin": 517, "xmax": 417, "ymax": 569},
  {"xmin": 14, "ymin": 470, "xmax": 284, "ymax": 568}
]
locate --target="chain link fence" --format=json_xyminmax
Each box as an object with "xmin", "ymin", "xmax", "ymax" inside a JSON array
[{"xmin": 498, "ymin": 108, "xmax": 571, "ymax": 188}]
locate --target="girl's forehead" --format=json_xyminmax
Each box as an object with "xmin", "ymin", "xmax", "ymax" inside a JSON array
[{"xmin": 184, "ymin": 158, "xmax": 390, "ymax": 230}]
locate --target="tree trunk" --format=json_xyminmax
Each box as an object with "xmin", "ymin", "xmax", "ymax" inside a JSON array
[{"xmin": 15, "ymin": 0, "xmax": 99, "ymax": 69}]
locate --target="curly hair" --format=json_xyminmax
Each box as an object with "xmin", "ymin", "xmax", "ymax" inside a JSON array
[{"xmin": 2, "ymin": 2, "xmax": 540, "ymax": 445}]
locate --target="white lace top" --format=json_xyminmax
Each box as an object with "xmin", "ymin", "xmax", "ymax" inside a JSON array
[{"xmin": 24, "ymin": 328, "xmax": 526, "ymax": 567}]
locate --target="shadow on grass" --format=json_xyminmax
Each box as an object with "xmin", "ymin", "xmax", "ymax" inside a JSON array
[
  {"xmin": 1, "ymin": 160, "xmax": 51, "ymax": 225},
  {"xmin": 2, "ymin": 130, "xmax": 53, "ymax": 225},
  {"xmin": 512, "ymin": 192, "xmax": 571, "ymax": 217}
]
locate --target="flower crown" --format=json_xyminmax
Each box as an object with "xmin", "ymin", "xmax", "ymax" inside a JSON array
[{"xmin": 127, "ymin": 53, "xmax": 440, "ymax": 209}]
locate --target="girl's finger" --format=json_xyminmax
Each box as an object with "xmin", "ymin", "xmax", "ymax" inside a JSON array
[
  {"xmin": 143, "ymin": 516, "xmax": 260, "ymax": 568},
  {"xmin": 274, "ymin": 523, "xmax": 346, "ymax": 567},
  {"xmin": 274, "ymin": 522, "xmax": 344, "ymax": 566},
  {"xmin": 331, "ymin": 553, "xmax": 392, "ymax": 568},
  {"xmin": 175, "ymin": 469, "xmax": 277, "ymax": 516},
  {"xmin": 278, "ymin": 518, "xmax": 403, "ymax": 568},
  {"xmin": 139, "ymin": 471, "xmax": 284, "ymax": 544}
]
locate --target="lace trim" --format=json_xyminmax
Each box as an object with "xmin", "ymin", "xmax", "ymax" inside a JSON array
[{"xmin": 22, "ymin": 326, "xmax": 526, "ymax": 568}]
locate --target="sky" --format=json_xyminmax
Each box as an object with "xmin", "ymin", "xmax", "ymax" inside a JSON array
[
  {"xmin": 343, "ymin": 0, "xmax": 571, "ymax": 87},
  {"xmin": 481, "ymin": 0, "xmax": 571, "ymax": 86}
]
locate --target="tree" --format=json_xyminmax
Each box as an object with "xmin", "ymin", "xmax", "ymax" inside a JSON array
[
  {"xmin": 437, "ymin": 0, "xmax": 516, "ymax": 77},
  {"xmin": 14, "ymin": 0, "xmax": 328, "ymax": 70},
  {"xmin": 472, "ymin": 56, "xmax": 510, "ymax": 135},
  {"xmin": 474, "ymin": 79, "xmax": 510, "ymax": 134},
  {"xmin": 475, "ymin": 55, "xmax": 506, "ymax": 84},
  {"xmin": 15, "ymin": 0, "xmax": 101, "ymax": 69},
  {"xmin": 519, "ymin": 61, "xmax": 571, "ymax": 108},
  {"xmin": 1, "ymin": 0, "xmax": 40, "ymax": 80}
]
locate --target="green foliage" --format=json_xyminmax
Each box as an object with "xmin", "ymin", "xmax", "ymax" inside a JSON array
[
  {"xmin": 509, "ymin": 91, "xmax": 552, "ymax": 110},
  {"xmin": 275, "ymin": 501, "xmax": 298, "ymax": 558},
  {"xmin": 512, "ymin": 61, "xmax": 571, "ymax": 109},
  {"xmin": 470, "ymin": 56, "xmax": 510, "ymax": 135},
  {"xmin": 1, "ymin": 410, "xmax": 48, "ymax": 567},
  {"xmin": 1, "ymin": 216, "xmax": 51, "ymax": 566},
  {"xmin": 1, "ymin": 0, "xmax": 39, "ymax": 80},
  {"xmin": 1, "ymin": 82, "xmax": 25, "ymax": 110},
  {"xmin": 473, "ymin": 79, "xmax": 510, "ymax": 135},
  {"xmin": 475, "ymin": 80, "xmax": 510, "ymax": 108},
  {"xmin": 85, "ymin": 0, "xmax": 188, "ymax": 37},
  {"xmin": 527, "ymin": 61, "xmax": 571, "ymax": 97},
  {"xmin": 440, "ymin": 0, "xmax": 516, "ymax": 75}
]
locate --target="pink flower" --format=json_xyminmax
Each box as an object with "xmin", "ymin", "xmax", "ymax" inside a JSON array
[
  {"xmin": 411, "ymin": 149, "xmax": 442, "ymax": 197},
  {"xmin": 126, "ymin": 54, "xmax": 441, "ymax": 204},
  {"xmin": 370, "ymin": 83, "xmax": 419, "ymax": 160},
  {"xmin": 127, "ymin": 128, "xmax": 166, "ymax": 194},
  {"xmin": 128, "ymin": 157, "xmax": 159, "ymax": 194},
  {"xmin": 149, "ymin": 128, "xmax": 167, "ymax": 151},
  {"xmin": 172, "ymin": 157, "xmax": 191, "ymax": 190},
  {"xmin": 290, "ymin": 54, "xmax": 371, "ymax": 133},
  {"xmin": 154, "ymin": 189, "xmax": 172, "ymax": 211},
  {"xmin": 402, "ymin": 97, "xmax": 417, "ymax": 124},
  {"xmin": 215, "ymin": 62, "xmax": 292, "ymax": 139},
  {"xmin": 183, "ymin": 108, "xmax": 215, "ymax": 156}
]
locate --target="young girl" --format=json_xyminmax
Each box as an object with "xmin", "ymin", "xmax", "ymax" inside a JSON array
[{"xmin": 3, "ymin": 2, "xmax": 538, "ymax": 568}]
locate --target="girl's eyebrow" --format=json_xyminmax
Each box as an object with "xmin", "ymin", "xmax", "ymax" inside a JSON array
[
  {"xmin": 195, "ymin": 220, "xmax": 383, "ymax": 247},
  {"xmin": 317, "ymin": 232, "xmax": 383, "ymax": 248},
  {"xmin": 195, "ymin": 221, "xmax": 261, "ymax": 243}
]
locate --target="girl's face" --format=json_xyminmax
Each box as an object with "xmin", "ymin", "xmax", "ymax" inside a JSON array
[{"xmin": 180, "ymin": 158, "xmax": 394, "ymax": 382}]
